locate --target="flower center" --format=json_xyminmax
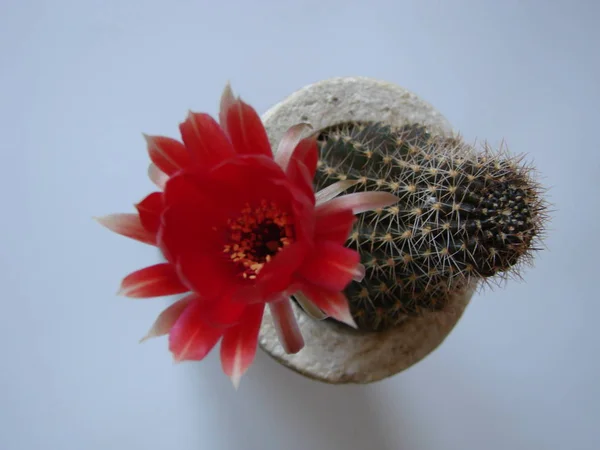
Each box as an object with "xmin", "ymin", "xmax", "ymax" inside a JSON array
[{"xmin": 223, "ymin": 200, "xmax": 295, "ymax": 280}]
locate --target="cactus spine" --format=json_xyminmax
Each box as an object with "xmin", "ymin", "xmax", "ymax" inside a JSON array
[{"xmin": 313, "ymin": 122, "xmax": 547, "ymax": 332}]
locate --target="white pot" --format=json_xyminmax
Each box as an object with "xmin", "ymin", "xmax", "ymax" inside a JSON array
[{"xmin": 259, "ymin": 77, "xmax": 477, "ymax": 384}]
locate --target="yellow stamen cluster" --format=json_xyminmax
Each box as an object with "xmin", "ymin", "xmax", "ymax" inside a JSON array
[{"xmin": 223, "ymin": 200, "xmax": 295, "ymax": 280}]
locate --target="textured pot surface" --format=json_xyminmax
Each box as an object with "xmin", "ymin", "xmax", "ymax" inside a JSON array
[{"xmin": 259, "ymin": 77, "xmax": 475, "ymax": 384}]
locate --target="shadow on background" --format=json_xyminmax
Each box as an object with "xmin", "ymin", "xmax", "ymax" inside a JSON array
[{"xmin": 188, "ymin": 350, "xmax": 405, "ymax": 450}]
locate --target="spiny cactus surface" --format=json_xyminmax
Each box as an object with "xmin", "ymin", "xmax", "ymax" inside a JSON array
[{"xmin": 313, "ymin": 122, "xmax": 546, "ymax": 332}]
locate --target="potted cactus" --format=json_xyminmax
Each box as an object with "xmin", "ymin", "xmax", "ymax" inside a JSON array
[
  {"xmin": 98, "ymin": 77, "xmax": 547, "ymax": 388},
  {"xmin": 259, "ymin": 77, "xmax": 547, "ymax": 383}
]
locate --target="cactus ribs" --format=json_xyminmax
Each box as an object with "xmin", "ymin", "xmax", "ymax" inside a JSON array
[{"xmin": 312, "ymin": 122, "xmax": 547, "ymax": 332}]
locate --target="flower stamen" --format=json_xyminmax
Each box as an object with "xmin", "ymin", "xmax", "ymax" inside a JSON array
[{"xmin": 224, "ymin": 200, "xmax": 295, "ymax": 280}]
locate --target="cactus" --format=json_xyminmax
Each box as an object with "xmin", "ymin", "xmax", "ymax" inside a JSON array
[{"xmin": 312, "ymin": 122, "xmax": 547, "ymax": 332}]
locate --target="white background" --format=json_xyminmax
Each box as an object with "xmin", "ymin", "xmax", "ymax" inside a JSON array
[{"xmin": 2, "ymin": 1, "xmax": 598, "ymax": 449}]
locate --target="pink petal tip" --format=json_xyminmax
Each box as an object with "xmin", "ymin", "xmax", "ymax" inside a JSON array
[
  {"xmin": 317, "ymin": 191, "xmax": 400, "ymax": 216},
  {"xmin": 94, "ymin": 213, "xmax": 156, "ymax": 246},
  {"xmin": 274, "ymin": 122, "xmax": 313, "ymax": 171},
  {"xmin": 315, "ymin": 180, "xmax": 360, "ymax": 206},
  {"xmin": 118, "ymin": 263, "xmax": 188, "ymax": 298},
  {"xmin": 147, "ymin": 163, "xmax": 169, "ymax": 190},
  {"xmin": 352, "ymin": 263, "xmax": 366, "ymax": 283}
]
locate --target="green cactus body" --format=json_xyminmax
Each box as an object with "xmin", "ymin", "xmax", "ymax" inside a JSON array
[{"xmin": 313, "ymin": 122, "xmax": 546, "ymax": 332}]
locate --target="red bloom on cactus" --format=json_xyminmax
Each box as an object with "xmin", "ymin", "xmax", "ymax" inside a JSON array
[{"xmin": 97, "ymin": 84, "xmax": 398, "ymax": 388}]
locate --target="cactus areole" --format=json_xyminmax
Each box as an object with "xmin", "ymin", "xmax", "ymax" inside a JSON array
[{"xmin": 258, "ymin": 77, "xmax": 546, "ymax": 384}]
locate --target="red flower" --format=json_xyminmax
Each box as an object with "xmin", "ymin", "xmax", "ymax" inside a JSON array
[{"xmin": 97, "ymin": 84, "xmax": 398, "ymax": 388}]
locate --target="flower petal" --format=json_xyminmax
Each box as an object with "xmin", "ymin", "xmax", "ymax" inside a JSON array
[
  {"xmin": 169, "ymin": 300, "xmax": 224, "ymax": 362},
  {"xmin": 144, "ymin": 134, "xmax": 191, "ymax": 175},
  {"xmin": 200, "ymin": 292, "xmax": 248, "ymax": 328},
  {"xmin": 161, "ymin": 173, "xmax": 229, "ymax": 249},
  {"xmin": 316, "ymin": 191, "xmax": 399, "ymax": 216},
  {"xmin": 95, "ymin": 213, "xmax": 156, "ymax": 245},
  {"xmin": 148, "ymin": 163, "xmax": 168, "ymax": 190},
  {"xmin": 218, "ymin": 86, "xmax": 272, "ymax": 157},
  {"xmin": 135, "ymin": 192, "xmax": 163, "ymax": 233},
  {"xmin": 179, "ymin": 112, "xmax": 236, "ymax": 168},
  {"xmin": 220, "ymin": 303, "xmax": 265, "ymax": 389},
  {"xmin": 289, "ymin": 184, "xmax": 317, "ymax": 244},
  {"xmin": 163, "ymin": 170, "xmax": 207, "ymax": 207},
  {"xmin": 298, "ymin": 242, "xmax": 361, "ymax": 292},
  {"xmin": 286, "ymin": 156, "xmax": 316, "ymax": 205},
  {"xmin": 290, "ymin": 134, "xmax": 319, "ymax": 179},
  {"xmin": 300, "ymin": 285, "xmax": 357, "ymax": 328},
  {"xmin": 218, "ymin": 82, "xmax": 236, "ymax": 131},
  {"xmin": 250, "ymin": 242, "xmax": 310, "ymax": 301},
  {"xmin": 293, "ymin": 291, "xmax": 327, "ymax": 321},
  {"xmin": 269, "ymin": 298, "xmax": 304, "ymax": 354},
  {"xmin": 140, "ymin": 294, "xmax": 196, "ymax": 342},
  {"xmin": 274, "ymin": 123, "xmax": 313, "ymax": 171},
  {"xmin": 175, "ymin": 252, "xmax": 235, "ymax": 301},
  {"xmin": 315, "ymin": 180, "xmax": 359, "ymax": 205},
  {"xmin": 353, "ymin": 263, "xmax": 366, "ymax": 282},
  {"xmin": 118, "ymin": 263, "xmax": 188, "ymax": 298},
  {"xmin": 201, "ymin": 155, "xmax": 291, "ymax": 210},
  {"xmin": 314, "ymin": 209, "xmax": 356, "ymax": 244}
]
